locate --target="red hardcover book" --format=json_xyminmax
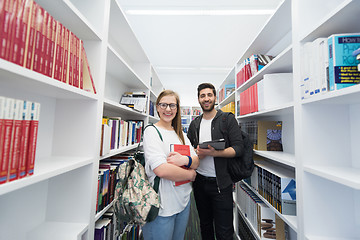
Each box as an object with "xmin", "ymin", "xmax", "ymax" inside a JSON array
[
  {"xmin": 8, "ymin": 99, "xmax": 23, "ymax": 182},
  {"xmin": 26, "ymin": 101, "xmax": 40, "ymax": 176},
  {"xmin": 43, "ymin": 12, "xmax": 51, "ymax": 77},
  {"xmin": 16, "ymin": 0, "xmax": 32, "ymax": 67},
  {"xmin": 0, "ymin": 0, "xmax": 13, "ymax": 59},
  {"xmin": 68, "ymin": 31, "xmax": 74, "ymax": 86},
  {"xmin": 170, "ymin": 144, "xmax": 191, "ymax": 186},
  {"xmin": 62, "ymin": 27, "xmax": 69, "ymax": 83},
  {"xmin": 48, "ymin": 15, "xmax": 56, "ymax": 78},
  {"xmin": 38, "ymin": 9, "xmax": 47, "ymax": 75},
  {"xmin": 9, "ymin": 0, "xmax": 23, "ymax": 64},
  {"xmin": 73, "ymin": 35, "xmax": 79, "ymax": 88},
  {"xmin": 0, "ymin": 0, "xmax": 5, "ymax": 58},
  {"xmin": 0, "ymin": 98, "xmax": 14, "ymax": 184},
  {"xmin": 4, "ymin": 0, "xmax": 18, "ymax": 61},
  {"xmin": 31, "ymin": 3, "xmax": 43, "ymax": 72},
  {"xmin": 18, "ymin": 100, "xmax": 31, "ymax": 178},
  {"xmin": 23, "ymin": 0, "xmax": 35, "ymax": 69}
]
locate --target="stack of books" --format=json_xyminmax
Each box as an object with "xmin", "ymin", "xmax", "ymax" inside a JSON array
[
  {"xmin": 0, "ymin": 0, "xmax": 96, "ymax": 93},
  {"xmin": 0, "ymin": 96, "xmax": 40, "ymax": 184}
]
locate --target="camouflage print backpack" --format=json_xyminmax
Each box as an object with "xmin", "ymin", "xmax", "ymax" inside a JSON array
[{"xmin": 114, "ymin": 124, "xmax": 162, "ymax": 230}]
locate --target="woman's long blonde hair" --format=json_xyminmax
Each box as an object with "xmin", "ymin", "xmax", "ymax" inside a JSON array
[{"xmin": 156, "ymin": 90, "xmax": 185, "ymax": 145}]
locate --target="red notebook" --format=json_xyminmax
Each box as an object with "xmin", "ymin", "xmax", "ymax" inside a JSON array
[{"xmin": 170, "ymin": 144, "xmax": 191, "ymax": 186}]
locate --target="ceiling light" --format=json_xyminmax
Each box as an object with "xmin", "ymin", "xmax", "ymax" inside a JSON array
[
  {"xmin": 126, "ymin": 9, "xmax": 275, "ymax": 16},
  {"xmin": 156, "ymin": 66, "xmax": 231, "ymax": 71}
]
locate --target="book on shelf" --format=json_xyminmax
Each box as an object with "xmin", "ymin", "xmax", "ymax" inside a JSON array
[
  {"xmin": 120, "ymin": 92, "xmax": 148, "ymax": 113},
  {"xmin": 220, "ymin": 101, "xmax": 235, "ymax": 114},
  {"xmin": 224, "ymin": 83, "xmax": 235, "ymax": 98},
  {"xmin": 239, "ymin": 83, "xmax": 258, "ymax": 116},
  {"xmin": 94, "ymin": 218, "xmax": 111, "ymax": 240},
  {"xmin": 328, "ymin": 33, "xmax": 360, "ymax": 91},
  {"xmin": 0, "ymin": 96, "xmax": 40, "ymax": 184},
  {"xmin": 18, "ymin": 100, "xmax": 32, "ymax": 178},
  {"xmin": 257, "ymin": 73, "xmax": 293, "ymax": 112},
  {"xmin": 0, "ymin": 97, "xmax": 14, "ymax": 184},
  {"xmin": 0, "ymin": 0, "xmax": 97, "ymax": 94},
  {"xmin": 8, "ymin": 99, "xmax": 23, "ymax": 182},
  {"xmin": 252, "ymin": 161, "xmax": 296, "ymax": 216},
  {"xmin": 257, "ymin": 121, "xmax": 283, "ymax": 151},
  {"xmin": 27, "ymin": 101, "xmax": 40, "ymax": 175},
  {"xmin": 170, "ymin": 144, "xmax": 191, "ymax": 186}
]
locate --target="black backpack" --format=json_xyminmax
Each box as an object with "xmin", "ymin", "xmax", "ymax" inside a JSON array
[{"xmin": 220, "ymin": 112, "xmax": 254, "ymax": 182}]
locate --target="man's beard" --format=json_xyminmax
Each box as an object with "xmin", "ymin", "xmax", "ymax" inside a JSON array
[{"xmin": 200, "ymin": 101, "xmax": 215, "ymax": 112}]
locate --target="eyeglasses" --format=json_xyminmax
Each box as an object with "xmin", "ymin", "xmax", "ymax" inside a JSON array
[{"xmin": 158, "ymin": 103, "xmax": 177, "ymax": 110}]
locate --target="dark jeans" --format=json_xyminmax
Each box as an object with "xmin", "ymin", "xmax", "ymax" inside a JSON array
[{"xmin": 193, "ymin": 174, "xmax": 234, "ymax": 240}]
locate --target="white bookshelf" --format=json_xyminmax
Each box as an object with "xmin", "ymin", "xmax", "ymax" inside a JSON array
[
  {"xmin": 218, "ymin": 0, "xmax": 360, "ymax": 239},
  {"xmin": 0, "ymin": 0, "xmax": 163, "ymax": 240}
]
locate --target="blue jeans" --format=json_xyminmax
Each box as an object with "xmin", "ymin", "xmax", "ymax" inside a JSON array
[{"xmin": 142, "ymin": 200, "xmax": 191, "ymax": 240}]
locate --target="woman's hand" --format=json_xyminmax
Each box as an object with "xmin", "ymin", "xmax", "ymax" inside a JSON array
[{"xmin": 167, "ymin": 152, "xmax": 188, "ymax": 167}]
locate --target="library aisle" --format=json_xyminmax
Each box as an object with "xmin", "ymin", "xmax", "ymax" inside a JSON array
[{"xmin": 1, "ymin": 0, "xmax": 360, "ymax": 240}]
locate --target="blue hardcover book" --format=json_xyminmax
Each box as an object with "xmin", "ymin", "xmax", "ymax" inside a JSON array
[{"xmin": 328, "ymin": 33, "xmax": 360, "ymax": 91}]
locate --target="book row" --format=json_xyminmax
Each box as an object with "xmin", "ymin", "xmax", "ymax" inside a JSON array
[
  {"xmin": 100, "ymin": 117, "xmax": 143, "ymax": 156},
  {"xmin": 240, "ymin": 120, "xmax": 284, "ymax": 152},
  {"xmin": 180, "ymin": 106, "xmax": 202, "ymax": 116},
  {"xmin": 120, "ymin": 92, "xmax": 148, "ymax": 113},
  {"xmin": 236, "ymin": 54, "xmax": 274, "ymax": 89},
  {"xmin": 248, "ymin": 161, "xmax": 296, "ymax": 216},
  {"xmin": 97, "ymin": 154, "xmax": 135, "ymax": 213},
  {"xmin": 237, "ymin": 73, "xmax": 293, "ymax": 116},
  {"xmin": 301, "ymin": 33, "xmax": 360, "ymax": 99},
  {"xmin": 0, "ymin": 0, "xmax": 96, "ymax": 93},
  {"xmin": 220, "ymin": 101, "xmax": 235, "ymax": 114},
  {"xmin": 237, "ymin": 209, "xmax": 257, "ymax": 240},
  {"xmin": 237, "ymin": 182, "xmax": 288, "ymax": 239},
  {"xmin": 0, "ymin": 96, "xmax": 40, "ymax": 184},
  {"xmin": 218, "ymin": 83, "xmax": 235, "ymax": 103}
]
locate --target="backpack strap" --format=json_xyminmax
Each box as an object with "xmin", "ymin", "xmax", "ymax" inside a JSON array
[
  {"xmin": 140, "ymin": 123, "xmax": 162, "ymax": 192},
  {"xmin": 219, "ymin": 112, "xmax": 231, "ymax": 143}
]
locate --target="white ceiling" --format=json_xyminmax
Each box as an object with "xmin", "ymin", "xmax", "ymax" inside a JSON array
[{"xmin": 118, "ymin": 0, "xmax": 283, "ymax": 105}]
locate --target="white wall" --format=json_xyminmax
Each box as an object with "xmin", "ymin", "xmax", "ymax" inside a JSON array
[{"xmin": 158, "ymin": 72, "xmax": 225, "ymax": 106}]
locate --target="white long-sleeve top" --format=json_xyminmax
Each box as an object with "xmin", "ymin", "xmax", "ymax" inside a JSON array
[{"xmin": 143, "ymin": 126, "xmax": 196, "ymax": 217}]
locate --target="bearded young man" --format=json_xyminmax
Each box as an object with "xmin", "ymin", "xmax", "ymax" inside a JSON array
[{"xmin": 187, "ymin": 83, "xmax": 244, "ymax": 240}]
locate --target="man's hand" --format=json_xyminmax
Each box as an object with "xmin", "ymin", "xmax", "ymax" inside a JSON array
[{"xmin": 196, "ymin": 145, "xmax": 218, "ymax": 158}]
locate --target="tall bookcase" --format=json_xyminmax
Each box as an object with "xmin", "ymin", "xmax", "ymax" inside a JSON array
[
  {"xmin": 0, "ymin": 0, "xmax": 163, "ymax": 239},
  {"xmin": 216, "ymin": 0, "xmax": 360, "ymax": 239}
]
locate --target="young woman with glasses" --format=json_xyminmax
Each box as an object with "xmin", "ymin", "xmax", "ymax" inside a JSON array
[{"xmin": 142, "ymin": 90, "xmax": 199, "ymax": 240}]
